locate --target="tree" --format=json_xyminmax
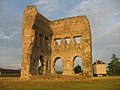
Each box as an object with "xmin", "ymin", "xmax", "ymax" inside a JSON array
[
  {"xmin": 107, "ymin": 54, "xmax": 120, "ymax": 76},
  {"xmin": 74, "ymin": 65, "xmax": 82, "ymax": 73}
]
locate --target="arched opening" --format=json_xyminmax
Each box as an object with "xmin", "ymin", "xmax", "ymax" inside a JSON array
[
  {"xmin": 54, "ymin": 57, "xmax": 63, "ymax": 74},
  {"xmin": 73, "ymin": 56, "xmax": 83, "ymax": 74},
  {"xmin": 38, "ymin": 55, "xmax": 44, "ymax": 75}
]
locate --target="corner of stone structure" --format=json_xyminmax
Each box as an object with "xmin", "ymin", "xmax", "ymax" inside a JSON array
[
  {"xmin": 80, "ymin": 15, "xmax": 87, "ymax": 19},
  {"xmin": 25, "ymin": 5, "xmax": 37, "ymax": 10},
  {"xmin": 20, "ymin": 76, "xmax": 31, "ymax": 80},
  {"xmin": 20, "ymin": 72, "xmax": 32, "ymax": 80},
  {"xmin": 24, "ymin": 5, "xmax": 38, "ymax": 15}
]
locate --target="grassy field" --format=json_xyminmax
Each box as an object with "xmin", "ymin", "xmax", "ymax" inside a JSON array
[{"xmin": 0, "ymin": 76, "xmax": 120, "ymax": 90}]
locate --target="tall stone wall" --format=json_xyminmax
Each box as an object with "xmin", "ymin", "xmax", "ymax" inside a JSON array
[
  {"xmin": 21, "ymin": 6, "xmax": 92, "ymax": 80},
  {"xmin": 20, "ymin": 6, "xmax": 52, "ymax": 79},
  {"xmin": 50, "ymin": 16, "xmax": 92, "ymax": 76}
]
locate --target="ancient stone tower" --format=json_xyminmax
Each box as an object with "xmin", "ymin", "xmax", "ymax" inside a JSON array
[{"xmin": 20, "ymin": 6, "xmax": 93, "ymax": 79}]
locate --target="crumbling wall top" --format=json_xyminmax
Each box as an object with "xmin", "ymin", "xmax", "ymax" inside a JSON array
[{"xmin": 50, "ymin": 15, "xmax": 87, "ymax": 22}]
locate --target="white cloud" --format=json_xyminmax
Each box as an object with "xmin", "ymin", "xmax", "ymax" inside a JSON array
[
  {"xmin": 0, "ymin": 47, "xmax": 21, "ymax": 69},
  {"xmin": 94, "ymin": 22, "xmax": 120, "ymax": 46},
  {"xmin": 103, "ymin": 22, "xmax": 120, "ymax": 38},
  {"xmin": 0, "ymin": 30, "xmax": 20, "ymax": 40},
  {"xmin": 0, "ymin": 31, "xmax": 11, "ymax": 40},
  {"xmin": 34, "ymin": 0, "xmax": 59, "ymax": 16},
  {"xmin": 93, "ymin": 22, "xmax": 120, "ymax": 62},
  {"xmin": 69, "ymin": 0, "xmax": 120, "ymax": 35},
  {"xmin": 69, "ymin": 0, "xmax": 120, "ymax": 62},
  {"xmin": 1, "ymin": 64, "xmax": 21, "ymax": 69}
]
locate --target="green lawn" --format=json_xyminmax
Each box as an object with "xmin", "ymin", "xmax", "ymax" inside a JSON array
[{"xmin": 0, "ymin": 76, "xmax": 120, "ymax": 90}]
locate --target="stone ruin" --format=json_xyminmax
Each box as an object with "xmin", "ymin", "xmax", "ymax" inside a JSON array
[{"xmin": 20, "ymin": 6, "xmax": 93, "ymax": 80}]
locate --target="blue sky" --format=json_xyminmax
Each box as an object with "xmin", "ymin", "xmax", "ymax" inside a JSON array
[{"xmin": 0, "ymin": 0, "xmax": 120, "ymax": 69}]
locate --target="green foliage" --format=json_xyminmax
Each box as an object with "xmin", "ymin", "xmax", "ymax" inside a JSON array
[
  {"xmin": 107, "ymin": 54, "xmax": 120, "ymax": 76},
  {"xmin": 74, "ymin": 65, "xmax": 82, "ymax": 73},
  {"xmin": 56, "ymin": 71, "xmax": 63, "ymax": 74},
  {"xmin": 0, "ymin": 74, "xmax": 20, "ymax": 77}
]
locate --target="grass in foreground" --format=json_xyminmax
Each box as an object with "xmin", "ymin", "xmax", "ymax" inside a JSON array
[{"xmin": 0, "ymin": 76, "xmax": 120, "ymax": 90}]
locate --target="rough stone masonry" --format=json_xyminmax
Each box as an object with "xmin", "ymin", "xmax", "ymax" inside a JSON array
[{"xmin": 20, "ymin": 6, "xmax": 93, "ymax": 80}]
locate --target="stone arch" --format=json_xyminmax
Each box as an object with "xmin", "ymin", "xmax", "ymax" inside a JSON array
[
  {"xmin": 38, "ymin": 55, "xmax": 44, "ymax": 75},
  {"xmin": 73, "ymin": 56, "xmax": 83, "ymax": 74},
  {"xmin": 53, "ymin": 57, "xmax": 63, "ymax": 74}
]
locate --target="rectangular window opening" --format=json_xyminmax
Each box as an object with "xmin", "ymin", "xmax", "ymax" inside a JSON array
[
  {"xmin": 65, "ymin": 38, "xmax": 71, "ymax": 44},
  {"xmin": 54, "ymin": 38, "xmax": 61, "ymax": 45},
  {"xmin": 75, "ymin": 36, "xmax": 81, "ymax": 43}
]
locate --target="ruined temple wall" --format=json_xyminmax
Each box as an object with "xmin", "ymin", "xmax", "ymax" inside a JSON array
[
  {"xmin": 21, "ymin": 6, "xmax": 93, "ymax": 79},
  {"xmin": 50, "ymin": 16, "xmax": 92, "ymax": 76},
  {"xmin": 31, "ymin": 12, "xmax": 52, "ymax": 75},
  {"xmin": 50, "ymin": 16, "xmax": 85, "ymax": 37},
  {"xmin": 33, "ymin": 11, "xmax": 52, "ymax": 54},
  {"xmin": 21, "ymin": 6, "xmax": 38, "ymax": 79},
  {"xmin": 21, "ymin": 6, "xmax": 52, "ymax": 79},
  {"xmin": 34, "ymin": 13, "xmax": 53, "ymax": 74},
  {"xmin": 50, "ymin": 16, "xmax": 85, "ymax": 55}
]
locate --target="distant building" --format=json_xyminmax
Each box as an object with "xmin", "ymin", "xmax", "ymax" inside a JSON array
[
  {"xmin": 93, "ymin": 60, "xmax": 107, "ymax": 76},
  {"xmin": 0, "ymin": 68, "xmax": 20, "ymax": 76}
]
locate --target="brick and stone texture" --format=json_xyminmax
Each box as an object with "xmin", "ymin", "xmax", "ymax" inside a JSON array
[{"xmin": 20, "ymin": 6, "xmax": 93, "ymax": 80}]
